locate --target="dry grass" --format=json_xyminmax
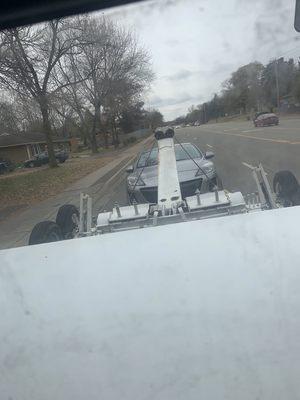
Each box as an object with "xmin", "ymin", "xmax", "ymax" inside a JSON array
[{"xmin": 0, "ymin": 157, "xmax": 113, "ymax": 211}]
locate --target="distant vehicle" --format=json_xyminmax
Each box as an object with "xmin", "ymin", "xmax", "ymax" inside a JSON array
[
  {"xmin": 175, "ymin": 125, "xmax": 181, "ymax": 129},
  {"xmin": 126, "ymin": 142, "xmax": 217, "ymax": 203},
  {"xmin": 0, "ymin": 158, "xmax": 14, "ymax": 174},
  {"xmin": 253, "ymin": 111, "xmax": 269, "ymax": 120},
  {"xmin": 254, "ymin": 112, "xmax": 279, "ymax": 127},
  {"xmin": 24, "ymin": 150, "xmax": 69, "ymax": 168}
]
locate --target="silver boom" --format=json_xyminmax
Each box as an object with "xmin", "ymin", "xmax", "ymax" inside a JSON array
[{"xmin": 78, "ymin": 128, "xmax": 277, "ymax": 237}]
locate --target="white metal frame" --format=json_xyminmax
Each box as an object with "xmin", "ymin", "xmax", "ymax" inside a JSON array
[{"xmin": 78, "ymin": 130, "xmax": 279, "ymax": 237}]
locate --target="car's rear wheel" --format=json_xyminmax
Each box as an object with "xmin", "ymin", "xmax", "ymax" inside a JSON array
[
  {"xmin": 28, "ymin": 221, "xmax": 63, "ymax": 245},
  {"xmin": 273, "ymin": 170, "xmax": 299, "ymax": 206},
  {"xmin": 56, "ymin": 204, "xmax": 79, "ymax": 239}
]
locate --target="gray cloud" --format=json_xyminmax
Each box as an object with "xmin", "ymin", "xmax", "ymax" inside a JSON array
[
  {"xmin": 150, "ymin": 93, "xmax": 203, "ymax": 108},
  {"xmin": 105, "ymin": 0, "xmax": 298, "ymax": 119},
  {"xmin": 164, "ymin": 38, "xmax": 180, "ymax": 47},
  {"xmin": 164, "ymin": 64, "xmax": 233, "ymax": 84},
  {"xmin": 211, "ymin": 62, "xmax": 235, "ymax": 76},
  {"xmin": 165, "ymin": 69, "xmax": 202, "ymax": 81}
]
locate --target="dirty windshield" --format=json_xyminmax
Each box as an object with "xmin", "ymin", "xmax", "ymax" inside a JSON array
[{"xmin": 0, "ymin": 0, "xmax": 299, "ymax": 248}]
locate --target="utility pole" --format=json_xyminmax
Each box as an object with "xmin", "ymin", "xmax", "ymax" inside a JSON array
[
  {"xmin": 203, "ymin": 103, "xmax": 206, "ymax": 124},
  {"xmin": 274, "ymin": 59, "xmax": 280, "ymax": 112}
]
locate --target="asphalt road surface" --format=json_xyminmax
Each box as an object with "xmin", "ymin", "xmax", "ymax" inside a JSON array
[{"xmin": 93, "ymin": 116, "xmax": 300, "ymax": 214}]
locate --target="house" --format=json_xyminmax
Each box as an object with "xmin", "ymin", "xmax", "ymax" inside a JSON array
[
  {"xmin": 0, "ymin": 132, "xmax": 70, "ymax": 163},
  {"xmin": 279, "ymin": 94, "xmax": 300, "ymax": 114}
]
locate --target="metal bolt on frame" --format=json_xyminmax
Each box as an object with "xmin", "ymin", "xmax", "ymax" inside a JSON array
[{"xmin": 115, "ymin": 202, "xmax": 121, "ymax": 218}]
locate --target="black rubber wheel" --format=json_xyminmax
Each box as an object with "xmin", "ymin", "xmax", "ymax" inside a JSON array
[
  {"xmin": 58, "ymin": 159, "xmax": 66, "ymax": 164},
  {"xmin": 28, "ymin": 221, "xmax": 63, "ymax": 245},
  {"xmin": 56, "ymin": 204, "xmax": 79, "ymax": 239},
  {"xmin": 208, "ymin": 175, "xmax": 223, "ymax": 191},
  {"xmin": 273, "ymin": 171, "xmax": 298, "ymax": 196},
  {"xmin": 216, "ymin": 174, "xmax": 223, "ymax": 190},
  {"xmin": 273, "ymin": 171, "xmax": 299, "ymax": 206}
]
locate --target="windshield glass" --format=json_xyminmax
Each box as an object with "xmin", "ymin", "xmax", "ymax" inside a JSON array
[
  {"xmin": 137, "ymin": 144, "xmax": 202, "ymax": 168},
  {"xmin": 2, "ymin": 1, "xmax": 300, "ymax": 398},
  {"xmin": 0, "ymin": 3, "xmax": 299, "ymax": 250}
]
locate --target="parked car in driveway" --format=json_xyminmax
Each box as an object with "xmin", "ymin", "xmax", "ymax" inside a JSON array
[
  {"xmin": 24, "ymin": 150, "xmax": 69, "ymax": 168},
  {"xmin": 254, "ymin": 112, "xmax": 279, "ymax": 127},
  {"xmin": 0, "ymin": 158, "xmax": 14, "ymax": 174},
  {"xmin": 126, "ymin": 143, "xmax": 218, "ymax": 203}
]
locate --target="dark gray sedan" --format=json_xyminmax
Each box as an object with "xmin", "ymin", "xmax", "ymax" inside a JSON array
[{"xmin": 126, "ymin": 143, "xmax": 218, "ymax": 203}]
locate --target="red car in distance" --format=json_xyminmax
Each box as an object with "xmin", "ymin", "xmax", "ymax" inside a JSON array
[{"xmin": 254, "ymin": 112, "xmax": 279, "ymax": 127}]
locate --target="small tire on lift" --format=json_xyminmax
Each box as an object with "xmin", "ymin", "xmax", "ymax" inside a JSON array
[
  {"xmin": 273, "ymin": 170, "xmax": 299, "ymax": 205},
  {"xmin": 209, "ymin": 175, "xmax": 223, "ymax": 191},
  {"xmin": 56, "ymin": 204, "xmax": 79, "ymax": 239},
  {"xmin": 216, "ymin": 174, "xmax": 223, "ymax": 190},
  {"xmin": 273, "ymin": 170, "xmax": 299, "ymax": 196},
  {"xmin": 127, "ymin": 191, "xmax": 133, "ymax": 205},
  {"xmin": 28, "ymin": 221, "xmax": 63, "ymax": 245}
]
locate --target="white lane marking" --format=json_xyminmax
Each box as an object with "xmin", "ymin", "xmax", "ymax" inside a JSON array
[
  {"xmin": 206, "ymin": 144, "xmax": 213, "ymax": 148},
  {"xmin": 211, "ymin": 130, "xmax": 292, "ymax": 144},
  {"xmin": 242, "ymin": 129, "xmax": 262, "ymax": 133}
]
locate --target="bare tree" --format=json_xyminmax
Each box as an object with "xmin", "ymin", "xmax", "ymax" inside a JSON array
[
  {"xmin": 0, "ymin": 100, "xmax": 21, "ymax": 134},
  {"xmin": 0, "ymin": 20, "xmax": 79, "ymax": 167},
  {"xmin": 62, "ymin": 16, "xmax": 154, "ymax": 153}
]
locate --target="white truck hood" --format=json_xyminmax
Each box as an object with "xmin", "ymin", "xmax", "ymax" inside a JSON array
[{"xmin": 1, "ymin": 205, "xmax": 300, "ymax": 399}]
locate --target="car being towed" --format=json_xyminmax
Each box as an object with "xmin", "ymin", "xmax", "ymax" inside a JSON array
[
  {"xmin": 126, "ymin": 142, "xmax": 218, "ymax": 203},
  {"xmin": 24, "ymin": 150, "xmax": 69, "ymax": 168}
]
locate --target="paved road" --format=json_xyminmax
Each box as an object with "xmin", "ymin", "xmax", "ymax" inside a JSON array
[
  {"xmin": 104, "ymin": 117, "xmax": 300, "ymax": 209},
  {"xmin": 176, "ymin": 117, "xmax": 300, "ymax": 195},
  {"xmin": 0, "ymin": 136, "xmax": 153, "ymax": 250},
  {"xmin": 2, "ymin": 117, "xmax": 299, "ymax": 249}
]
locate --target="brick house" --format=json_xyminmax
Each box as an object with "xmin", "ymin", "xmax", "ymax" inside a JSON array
[{"xmin": 0, "ymin": 132, "xmax": 70, "ymax": 163}]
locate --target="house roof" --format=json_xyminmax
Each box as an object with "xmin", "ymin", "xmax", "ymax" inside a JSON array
[{"xmin": 0, "ymin": 132, "xmax": 69, "ymax": 148}]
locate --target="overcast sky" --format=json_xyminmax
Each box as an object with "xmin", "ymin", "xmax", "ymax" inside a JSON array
[{"xmin": 102, "ymin": 0, "xmax": 299, "ymax": 120}]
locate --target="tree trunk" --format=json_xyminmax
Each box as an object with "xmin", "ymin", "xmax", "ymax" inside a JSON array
[
  {"xmin": 89, "ymin": 129, "xmax": 98, "ymax": 153},
  {"xmin": 89, "ymin": 106, "xmax": 99, "ymax": 154},
  {"xmin": 83, "ymin": 133, "xmax": 87, "ymax": 147},
  {"xmin": 104, "ymin": 132, "xmax": 109, "ymax": 149},
  {"xmin": 79, "ymin": 127, "xmax": 88, "ymax": 147},
  {"xmin": 78, "ymin": 113, "xmax": 88, "ymax": 147},
  {"xmin": 89, "ymin": 117, "xmax": 98, "ymax": 153},
  {"xmin": 111, "ymin": 119, "xmax": 119, "ymax": 149},
  {"xmin": 39, "ymin": 98, "xmax": 57, "ymax": 168}
]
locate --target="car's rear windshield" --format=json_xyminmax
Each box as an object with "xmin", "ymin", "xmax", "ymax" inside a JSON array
[
  {"xmin": 257, "ymin": 113, "xmax": 276, "ymax": 119},
  {"xmin": 137, "ymin": 143, "xmax": 202, "ymax": 168}
]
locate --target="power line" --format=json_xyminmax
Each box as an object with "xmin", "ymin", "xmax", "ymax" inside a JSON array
[{"xmin": 276, "ymin": 43, "xmax": 300, "ymax": 59}]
